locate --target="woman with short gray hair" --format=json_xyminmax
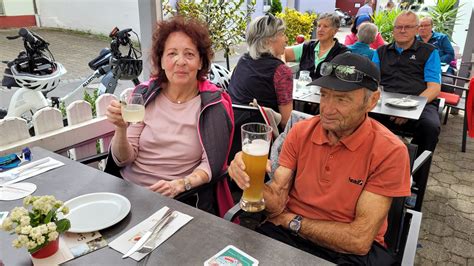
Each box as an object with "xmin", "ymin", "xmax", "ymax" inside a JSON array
[
  {"xmin": 348, "ymin": 22, "xmax": 378, "ymax": 59},
  {"xmin": 228, "ymin": 14, "xmax": 294, "ymax": 128},
  {"xmin": 285, "ymin": 13, "xmax": 348, "ymax": 80}
]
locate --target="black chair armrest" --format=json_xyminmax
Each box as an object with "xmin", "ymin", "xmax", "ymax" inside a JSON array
[
  {"xmin": 412, "ymin": 150, "xmax": 432, "ymax": 175},
  {"xmin": 77, "ymin": 152, "xmax": 108, "ymax": 165},
  {"xmin": 223, "ymin": 202, "xmax": 245, "ymax": 222},
  {"xmin": 441, "ymin": 73, "xmax": 471, "ymax": 82},
  {"xmin": 440, "ymin": 83, "xmax": 469, "ymax": 91}
]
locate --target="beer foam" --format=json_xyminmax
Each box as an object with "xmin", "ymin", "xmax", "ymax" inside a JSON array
[{"xmin": 242, "ymin": 139, "xmax": 270, "ymax": 156}]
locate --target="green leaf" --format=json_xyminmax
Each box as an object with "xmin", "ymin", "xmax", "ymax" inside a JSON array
[
  {"xmin": 44, "ymin": 209, "xmax": 55, "ymax": 224},
  {"xmin": 55, "ymin": 219, "xmax": 71, "ymax": 234},
  {"xmin": 28, "ymin": 242, "xmax": 47, "ymax": 254}
]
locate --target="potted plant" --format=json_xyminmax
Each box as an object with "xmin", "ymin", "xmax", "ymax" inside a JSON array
[{"xmin": 1, "ymin": 195, "xmax": 71, "ymax": 259}]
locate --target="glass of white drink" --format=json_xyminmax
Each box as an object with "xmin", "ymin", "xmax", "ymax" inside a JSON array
[{"xmin": 120, "ymin": 91, "xmax": 145, "ymax": 123}]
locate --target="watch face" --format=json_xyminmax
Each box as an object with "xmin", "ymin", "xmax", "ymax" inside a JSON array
[{"xmin": 289, "ymin": 215, "xmax": 302, "ymax": 234}]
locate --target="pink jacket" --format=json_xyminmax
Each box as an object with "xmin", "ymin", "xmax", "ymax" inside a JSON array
[{"xmin": 345, "ymin": 32, "xmax": 386, "ymax": 50}]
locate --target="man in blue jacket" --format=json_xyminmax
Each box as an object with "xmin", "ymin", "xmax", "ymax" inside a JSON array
[
  {"xmin": 417, "ymin": 16, "xmax": 455, "ymax": 66},
  {"xmin": 417, "ymin": 16, "xmax": 457, "ymax": 94}
]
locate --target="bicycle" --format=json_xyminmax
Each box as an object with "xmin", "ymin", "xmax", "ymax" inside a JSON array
[{"xmin": 0, "ymin": 27, "xmax": 143, "ymax": 122}]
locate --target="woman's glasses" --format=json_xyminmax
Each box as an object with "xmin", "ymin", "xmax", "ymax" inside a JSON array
[{"xmin": 320, "ymin": 62, "xmax": 377, "ymax": 83}]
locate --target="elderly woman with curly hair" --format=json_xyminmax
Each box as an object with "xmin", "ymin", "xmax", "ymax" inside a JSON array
[{"xmin": 105, "ymin": 16, "xmax": 234, "ymax": 215}]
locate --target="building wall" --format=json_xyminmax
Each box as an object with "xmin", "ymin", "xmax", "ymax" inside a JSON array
[
  {"xmin": 37, "ymin": 0, "xmax": 141, "ymax": 36},
  {"xmin": 0, "ymin": 0, "xmax": 36, "ymax": 28},
  {"xmin": 3, "ymin": 0, "xmax": 34, "ymax": 15},
  {"xmin": 298, "ymin": 0, "xmax": 335, "ymax": 14}
]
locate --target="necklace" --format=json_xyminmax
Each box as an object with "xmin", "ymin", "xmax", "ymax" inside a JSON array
[{"xmin": 163, "ymin": 88, "xmax": 199, "ymax": 104}]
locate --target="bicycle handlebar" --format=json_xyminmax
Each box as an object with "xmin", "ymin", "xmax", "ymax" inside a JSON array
[{"xmin": 19, "ymin": 28, "xmax": 40, "ymax": 46}]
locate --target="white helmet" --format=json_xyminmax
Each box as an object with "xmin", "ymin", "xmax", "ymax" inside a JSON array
[
  {"xmin": 9, "ymin": 62, "xmax": 67, "ymax": 92},
  {"xmin": 208, "ymin": 63, "xmax": 231, "ymax": 91}
]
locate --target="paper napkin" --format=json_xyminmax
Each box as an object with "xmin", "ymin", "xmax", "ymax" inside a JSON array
[{"xmin": 109, "ymin": 206, "xmax": 193, "ymax": 261}]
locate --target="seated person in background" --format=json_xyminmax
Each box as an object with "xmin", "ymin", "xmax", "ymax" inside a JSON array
[
  {"xmin": 417, "ymin": 16, "xmax": 455, "ymax": 67},
  {"xmin": 229, "ymin": 53, "xmax": 411, "ymax": 265},
  {"xmin": 105, "ymin": 16, "xmax": 234, "ymax": 215},
  {"xmin": 345, "ymin": 14, "xmax": 385, "ymax": 49},
  {"xmin": 372, "ymin": 11, "xmax": 441, "ymax": 156},
  {"xmin": 357, "ymin": 0, "xmax": 374, "ymax": 17},
  {"xmin": 417, "ymin": 16, "xmax": 457, "ymax": 92},
  {"xmin": 228, "ymin": 14, "xmax": 293, "ymax": 128},
  {"xmin": 285, "ymin": 13, "xmax": 348, "ymax": 80},
  {"xmin": 348, "ymin": 22, "xmax": 378, "ymax": 59}
]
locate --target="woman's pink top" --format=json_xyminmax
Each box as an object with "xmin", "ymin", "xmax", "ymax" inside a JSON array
[
  {"xmin": 113, "ymin": 92, "xmax": 211, "ymax": 187},
  {"xmin": 344, "ymin": 32, "xmax": 385, "ymax": 50}
]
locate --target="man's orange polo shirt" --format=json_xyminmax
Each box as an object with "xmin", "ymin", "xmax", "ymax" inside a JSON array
[{"xmin": 278, "ymin": 116, "xmax": 411, "ymax": 246}]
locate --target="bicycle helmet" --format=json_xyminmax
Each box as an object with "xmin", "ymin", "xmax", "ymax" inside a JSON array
[
  {"xmin": 8, "ymin": 61, "xmax": 66, "ymax": 91},
  {"xmin": 208, "ymin": 63, "xmax": 231, "ymax": 91}
]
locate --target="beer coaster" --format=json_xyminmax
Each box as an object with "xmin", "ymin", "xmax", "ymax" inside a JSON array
[{"xmin": 204, "ymin": 245, "xmax": 259, "ymax": 266}]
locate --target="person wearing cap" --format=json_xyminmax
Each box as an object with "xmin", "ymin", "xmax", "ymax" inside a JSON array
[
  {"xmin": 344, "ymin": 14, "xmax": 385, "ymax": 49},
  {"xmin": 228, "ymin": 53, "xmax": 411, "ymax": 264},
  {"xmin": 285, "ymin": 13, "xmax": 348, "ymax": 80},
  {"xmin": 372, "ymin": 11, "xmax": 441, "ymax": 156}
]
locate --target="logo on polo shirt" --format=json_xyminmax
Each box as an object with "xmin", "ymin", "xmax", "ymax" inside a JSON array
[
  {"xmin": 409, "ymin": 55, "xmax": 416, "ymax": 60},
  {"xmin": 348, "ymin": 177, "xmax": 364, "ymax": 186}
]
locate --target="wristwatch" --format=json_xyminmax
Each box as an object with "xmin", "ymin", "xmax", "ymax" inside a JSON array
[
  {"xmin": 183, "ymin": 176, "xmax": 192, "ymax": 191},
  {"xmin": 289, "ymin": 215, "xmax": 302, "ymax": 235}
]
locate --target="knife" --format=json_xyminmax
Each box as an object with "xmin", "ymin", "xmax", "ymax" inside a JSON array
[{"xmin": 122, "ymin": 208, "xmax": 173, "ymax": 259}]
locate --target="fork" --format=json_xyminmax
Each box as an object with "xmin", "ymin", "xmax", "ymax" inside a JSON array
[{"xmin": 136, "ymin": 212, "xmax": 178, "ymax": 254}]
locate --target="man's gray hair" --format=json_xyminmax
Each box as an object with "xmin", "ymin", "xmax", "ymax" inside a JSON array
[
  {"xmin": 395, "ymin": 10, "xmax": 420, "ymax": 26},
  {"xmin": 420, "ymin": 16, "xmax": 433, "ymax": 25},
  {"xmin": 315, "ymin": 13, "xmax": 341, "ymax": 29},
  {"xmin": 363, "ymin": 88, "xmax": 374, "ymax": 104},
  {"xmin": 247, "ymin": 15, "xmax": 285, "ymax": 59},
  {"xmin": 357, "ymin": 23, "xmax": 378, "ymax": 44}
]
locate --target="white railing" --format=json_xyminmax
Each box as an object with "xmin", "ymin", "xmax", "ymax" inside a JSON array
[{"xmin": 0, "ymin": 93, "xmax": 118, "ymax": 160}]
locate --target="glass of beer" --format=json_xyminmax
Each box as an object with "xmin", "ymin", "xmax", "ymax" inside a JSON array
[
  {"xmin": 240, "ymin": 123, "xmax": 272, "ymax": 212},
  {"xmin": 120, "ymin": 91, "xmax": 145, "ymax": 123}
]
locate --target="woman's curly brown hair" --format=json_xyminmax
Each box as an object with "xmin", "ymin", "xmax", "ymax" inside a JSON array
[{"xmin": 150, "ymin": 16, "xmax": 214, "ymax": 82}]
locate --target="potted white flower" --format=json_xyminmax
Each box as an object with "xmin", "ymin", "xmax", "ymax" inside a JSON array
[{"xmin": 1, "ymin": 195, "xmax": 71, "ymax": 259}]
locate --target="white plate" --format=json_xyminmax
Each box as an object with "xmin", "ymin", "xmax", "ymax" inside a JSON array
[
  {"xmin": 61, "ymin": 192, "xmax": 131, "ymax": 233},
  {"xmin": 385, "ymin": 97, "xmax": 419, "ymax": 108}
]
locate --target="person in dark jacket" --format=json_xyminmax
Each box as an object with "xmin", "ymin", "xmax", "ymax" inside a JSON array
[
  {"xmin": 285, "ymin": 13, "xmax": 349, "ymax": 80},
  {"xmin": 228, "ymin": 14, "xmax": 293, "ymax": 128}
]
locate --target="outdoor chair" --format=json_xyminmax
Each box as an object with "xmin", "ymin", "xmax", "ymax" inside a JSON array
[
  {"xmin": 224, "ymin": 111, "xmax": 431, "ymax": 265},
  {"xmin": 438, "ymin": 74, "xmax": 473, "ymax": 152}
]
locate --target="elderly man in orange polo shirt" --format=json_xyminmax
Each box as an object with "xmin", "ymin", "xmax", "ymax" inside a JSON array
[{"xmin": 229, "ymin": 53, "xmax": 411, "ymax": 264}]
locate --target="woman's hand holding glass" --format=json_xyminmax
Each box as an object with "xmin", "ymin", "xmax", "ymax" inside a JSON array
[
  {"xmin": 120, "ymin": 92, "xmax": 145, "ymax": 123},
  {"xmin": 106, "ymin": 100, "xmax": 129, "ymax": 128}
]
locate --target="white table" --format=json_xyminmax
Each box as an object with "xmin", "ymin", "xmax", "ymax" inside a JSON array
[{"xmin": 293, "ymin": 82, "xmax": 428, "ymax": 120}]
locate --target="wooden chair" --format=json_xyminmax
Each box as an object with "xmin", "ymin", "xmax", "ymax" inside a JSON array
[{"xmin": 438, "ymin": 74, "xmax": 473, "ymax": 152}]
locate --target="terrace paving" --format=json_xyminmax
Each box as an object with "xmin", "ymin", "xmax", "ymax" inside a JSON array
[{"xmin": 1, "ymin": 27, "xmax": 473, "ymax": 265}]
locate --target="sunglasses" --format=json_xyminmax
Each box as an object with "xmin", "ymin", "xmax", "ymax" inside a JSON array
[
  {"xmin": 320, "ymin": 62, "xmax": 378, "ymax": 83},
  {"xmin": 266, "ymin": 13, "xmax": 276, "ymax": 26}
]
